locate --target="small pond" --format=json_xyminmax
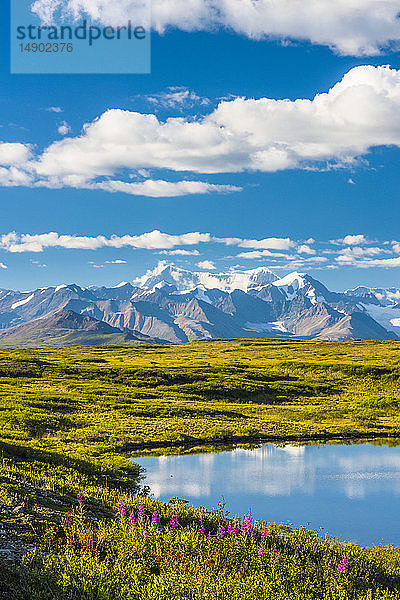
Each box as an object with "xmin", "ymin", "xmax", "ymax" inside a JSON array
[{"xmin": 135, "ymin": 441, "xmax": 400, "ymax": 546}]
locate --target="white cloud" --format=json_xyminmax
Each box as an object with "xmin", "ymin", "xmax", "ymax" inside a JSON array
[
  {"xmin": 58, "ymin": 121, "xmax": 71, "ymax": 136},
  {"xmin": 0, "ymin": 143, "xmax": 32, "ymax": 167},
  {"xmin": 0, "ymin": 230, "xmax": 212, "ymax": 253},
  {"xmin": 348, "ymin": 178, "xmax": 356, "ymax": 185},
  {"xmin": 197, "ymin": 260, "xmax": 216, "ymax": 270},
  {"xmin": 236, "ymin": 250, "xmax": 292, "ymax": 259},
  {"xmin": 160, "ymin": 249, "xmax": 200, "ymax": 256},
  {"xmin": 297, "ymin": 244, "xmax": 316, "ymax": 255},
  {"xmin": 338, "ymin": 234, "xmax": 368, "ymax": 246},
  {"xmin": 145, "ymin": 87, "xmax": 209, "ymax": 110},
  {"xmin": 29, "ymin": 66, "xmax": 400, "ymax": 182},
  {"xmin": 3, "ymin": 229, "xmax": 400, "ymax": 271},
  {"xmin": 3, "ymin": 66, "xmax": 400, "ymax": 197},
  {"xmin": 94, "ymin": 179, "xmax": 241, "ymax": 197},
  {"xmin": 0, "ymin": 166, "xmax": 34, "ymax": 187},
  {"xmin": 220, "ymin": 237, "xmax": 294, "ymax": 250},
  {"xmin": 105, "ymin": 259, "xmax": 127, "ymax": 264},
  {"xmin": 336, "ymin": 256, "xmax": 400, "ymax": 268},
  {"xmin": 31, "ymin": 0, "xmax": 400, "ymax": 56},
  {"xmin": 46, "ymin": 106, "xmax": 63, "ymax": 113},
  {"xmin": 338, "ymin": 246, "xmax": 385, "ymax": 258},
  {"xmin": 0, "ymin": 262, "xmax": 7, "ymax": 269}
]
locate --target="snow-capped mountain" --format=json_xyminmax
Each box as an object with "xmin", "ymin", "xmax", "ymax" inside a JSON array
[
  {"xmin": 0, "ymin": 264, "xmax": 399, "ymax": 346},
  {"xmin": 135, "ymin": 262, "xmax": 278, "ymax": 294}
]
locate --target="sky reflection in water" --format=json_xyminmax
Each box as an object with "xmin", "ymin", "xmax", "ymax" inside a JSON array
[{"xmin": 135, "ymin": 443, "xmax": 400, "ymax": 546}]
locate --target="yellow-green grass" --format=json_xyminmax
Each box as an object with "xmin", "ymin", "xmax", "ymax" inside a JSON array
[{"xmin": 0, "ymin": 339, "xmax": 400, "ymax": 484}]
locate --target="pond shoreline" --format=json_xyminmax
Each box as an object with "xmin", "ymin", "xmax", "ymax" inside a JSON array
[{"xmin": 121, "ymin": 429, "xmax": 400, "ymax": 454}]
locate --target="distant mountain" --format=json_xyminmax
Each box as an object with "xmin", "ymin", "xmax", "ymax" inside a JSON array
[
  {"xmin": 0, "ymin": 264, "xmax": 399, "ymax": 346},
  {"xmin": 135, "ymin": 262, "xmax": 278, "ymax": 293},
  {"xmin": 0, "ymin": 309, "xmax": 153, "ymax": 348}
]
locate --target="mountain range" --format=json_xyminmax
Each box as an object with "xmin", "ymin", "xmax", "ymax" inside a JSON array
[{"xmin": 0, "ymin": 262, "xmax": 399, "ymax": 346}]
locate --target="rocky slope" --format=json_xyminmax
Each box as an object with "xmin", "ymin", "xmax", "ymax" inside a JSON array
[{"xmin": 0, "ymin": 265, "xmax": 399, "ymax": 345}]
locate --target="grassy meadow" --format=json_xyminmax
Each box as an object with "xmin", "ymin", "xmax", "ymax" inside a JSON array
[{"xmin": 2, "ymin": 339, "xmax": 400, "ymax": 598}]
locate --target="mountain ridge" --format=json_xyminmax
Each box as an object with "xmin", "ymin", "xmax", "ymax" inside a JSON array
[{"xmin": 1, "ymin": 264, "xmax": 400, "ymax": 345}]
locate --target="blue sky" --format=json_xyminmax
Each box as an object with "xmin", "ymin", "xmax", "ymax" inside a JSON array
[{"xmin": 2, "ymin": 1, "xmax": 400, "ymax": 292}]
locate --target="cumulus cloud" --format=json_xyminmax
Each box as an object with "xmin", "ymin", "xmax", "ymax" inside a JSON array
[
  {"xmin": 2, "ymin": 66, "xmax": 400, "ymax": 196},
  {"xmin": 160, "ymin": 249, "xmax": 200, "ymax": 256},
  {"xmin": 105, "ymin": 259, "xmax": 127, "ymax": 264},
  {"xmin": 145, "ymin": 87, "xmax": 210, "ymax": 110},
  {"xmin": 94, "ymin": 179, "xmax": 241, "ymax": 197},
  {"xmin": 236, "ymin": 250, "xmax": 292, "ymax": 259},
  {"xmin": 336, "ymin": 255, "xmax": 400, "ymax": 268},
  {"xmin": 220, "ymin": 237, "xmax": 294, "ymax": 250},
  {"xmin": 0, "ymin": 230, "xmax": 212, "ymax": 253},
  {"xmin": 31, "ymin": 0, "xmax": 400, "ymax": 56},
  {"xmin": 337, "ymin": 234, "xmax": 369, "ymax": 246},
  {"xmin": 0, "ymin": 262, "xmax": 7, "ymax": 269},
  {"xmin": 46, "ymin": 106, "xmax": 63, "ymax": 113},
  {"xmin": 338, "ymin": 246, "xmax": 386, "ymax": 258},
  {"xmin": 2, "ymin": 229, "xmax": 400, "ymax": 270},
  {"xmin": 197, "ymin": 260, "xmax": 216, "ymax": 270},
  {"xmin": 297, "ymin": 244, "xmax": 316, "ymax": 255},
  {"xmin": 29, "ymin": 66, "xmax": 400, "ymax": 181},
  {"xmin": 58, "ymin": 121, "xmax": 71, "ymax": 136},
  {"xmin": 0, "ymin": 143, "xmax": 32, "ymax": 167}
]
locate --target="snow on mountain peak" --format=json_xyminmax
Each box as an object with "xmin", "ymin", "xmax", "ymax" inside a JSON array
[
  {"xmin": 134, "ymin": 262, "xmax": 278, "ymax": 293},
  {"xmin": 273, "ymin": 272, "xmax": 326, "ymax": 304},
  {"xmin": 112, "ymin": 281, "xmax": 130, "ymax": 289},
  {"xmin": 273, "ymin": 272, "xmax": 307, "ymax": 290}
]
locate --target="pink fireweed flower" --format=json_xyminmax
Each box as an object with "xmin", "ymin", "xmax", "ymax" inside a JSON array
[
  {"xmin": 257, "ymin": 547, "xmax": 264, "ymax": 557},
  {"xmin": 129, "ymin": 512, "xmax": 136, "ymax": 526},
  {"xmin": 217, "ymin": 525, "xmax": 225, "ymax": 538},
  {"xmin": 198, "ymin": 520, "xmax": 205, "ymax": 535},
  {"xmin": 241, "ymin": 509, "xmax": 254, "ymax": 536},
  {"xmin": 228, "ymin": 524, "xmax": 237, "ymax": 535},
  {"xmin": 261, "ymin": 529, "xmax": 268, "ymax": 544},
  {"xmin": 77, "ymin": 493, "xmax": 83, "ymax": 504},
  {"xmin": 337, "ymin": 555, "xmax": 349, "ymax": 574},
  {"xmin": 151, "ymin": 511, "xmax": 158, "ymax": 527},
  {"xmin": 272, "ymin": 548, "xmax": 280, "ymax": 562},
  {"xmin": 138, "ymin": 504, "xmax": 145, "ymax": 522},
  {"xmin": 169, "ymin": 517, "xmax": 179, "ymax": 531},
  {"xmin": 118, "ymin": 499, "xmax": 126, "ymax": 519}
]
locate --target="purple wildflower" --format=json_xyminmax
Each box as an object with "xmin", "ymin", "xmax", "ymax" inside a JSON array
[
  {"xmin": 151, "ymin": 511, "xmax": 158, "ymax": 527},
  {"xmin": 129, "ymin": 512, "xmax": 136, "ymax": 526},
  {"xmin": 169, "ymin": 517, "xmax": 179, "ymax": 531},
  {"xmin": 241, "ymin": 509, "xmax": 254, "ymax": 536},
  {"xmin": 217, "ymin": 525, "xmax": 225, "ymax": 538},
  {"xmin": 261, "ymin": 529, "xmax": 268, "ymax": 544},
  {"xmin": 198, "ymin": 520, "xmax": 205, "ymax": 535},
  {"xmin": 258, "ymin": 547, "xmax": 264, "ymax": 557},
  {"xmin": 77, "ymin": 493, "xmax": 83, "ymax": 504},
  {"xmin": 118, "ymin": 499, "xmax": 127, "ymax": 519},
  {"xmin": 228, "ymin": 524, "xmax": 237, "ymax": 535},
  {"xmin": 138, "ymin": 504, "xmax": 145, "ymax": 522},
  {"xmin": 337, "ymin": 555, "xmax": 349, "ymax": 574}
]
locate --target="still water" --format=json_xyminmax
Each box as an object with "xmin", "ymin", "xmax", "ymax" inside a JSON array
[{"xmin": 135, "ymin": 442, "xmax": 400, "ymax": 547}]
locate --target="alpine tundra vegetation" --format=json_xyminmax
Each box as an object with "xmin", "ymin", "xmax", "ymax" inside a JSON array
[{"xmin": 1, "ymin": 341, "xmax": 400, "ymax": 597}]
